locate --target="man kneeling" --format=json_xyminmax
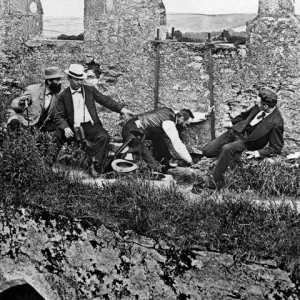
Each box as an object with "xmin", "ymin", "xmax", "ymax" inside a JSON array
[{"xmin": 122, "ymin": 106, "xmax": 212, "ymax": 170}]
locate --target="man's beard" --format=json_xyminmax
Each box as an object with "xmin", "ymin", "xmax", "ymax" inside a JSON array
[{"xmin": 48, "ymin": 82, "xmax": 62, "ymax": 94}]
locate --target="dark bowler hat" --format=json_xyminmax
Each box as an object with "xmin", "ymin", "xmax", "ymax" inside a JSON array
[
  {"xmin": 258, "ymin": 87, "xmax": 278, "ymax": 105},
  {"xmin": 44, "ymin": 67, "xmax": 63, "ymax": 79}
]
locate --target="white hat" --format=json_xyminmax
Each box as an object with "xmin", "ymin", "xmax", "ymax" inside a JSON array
[
  {"xmin": 111, "ymin": 159, "xmax": 139, "ymax": 173},
  {"xmin": 64, "ymin": 64, "xmax": 87, "ymax": 79}
]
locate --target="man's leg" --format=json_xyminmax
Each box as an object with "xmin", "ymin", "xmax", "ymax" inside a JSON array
[
  {"xmin": 122, "ymin": 119, "xmax": 157, "ymax": 170},
  {"xmin": 52, "ymin": 127, "xmax": 70, "ymax": 164},
  {"xmin": 212, "ymin": 139, "xmax": 246, "ymax": 183},
  {"xmin": 82, "ymin": 123, "xmax": 110, "ymax": 174},
  {"xmin": 193, "ymin": 131, "xmax": 245, "ymax": 192},
  {"xmin": 202, "ymin": 129, "xmax": 233, "ymax": 158}
]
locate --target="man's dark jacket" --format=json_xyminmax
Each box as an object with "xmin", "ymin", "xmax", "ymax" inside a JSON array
[
  {"xmin": 55, "ymin": 85, "xmax": 123, "ymax": 130},
  {"xmin": 231, "ymin": 105, "xmax": 284, "ymax": 158}
]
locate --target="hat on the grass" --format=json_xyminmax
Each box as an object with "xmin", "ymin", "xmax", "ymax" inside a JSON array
[
  {"xmin": 44, "ymin": 67, "xmax": 63, "ymax": 79},
  {"xmin": 111, "ymin": 159, "xmax": 139, "ymax": 173},
  {"xmin": 64, "ymin": 64, "xmax": 87, "ymax": 80}
]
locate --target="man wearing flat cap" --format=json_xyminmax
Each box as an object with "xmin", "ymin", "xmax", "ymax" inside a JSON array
[
  {"xmin": 193, "ymin": 87, "xmax": 284, "ymax": 191},
  {"xmin": 7, "ymin": 67, "xmax": 63, "ymax": 132},
  {"xmin": 55, "ymin": 63, "xmax": 133, "ymax": 177}
]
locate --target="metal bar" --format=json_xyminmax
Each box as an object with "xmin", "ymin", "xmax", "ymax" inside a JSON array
[
  {"xmin": 156, "ymin": 28, "xmax": 160, "ymax": 40},
  {"xmin": 154, "ymin": 42, "xmax": 160, "ymax": 110},
  {"xmin": 207, "ymin": 47, "xmax": 215, "ymax": 140},
  {"xmin": 171, "ymin": 27, "xmax": 175, "ymax": 39}
]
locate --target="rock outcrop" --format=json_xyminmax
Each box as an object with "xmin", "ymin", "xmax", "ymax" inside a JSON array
[{"xmin": 0, "ymin": 207, "xmax": 298, "ymax": 299}]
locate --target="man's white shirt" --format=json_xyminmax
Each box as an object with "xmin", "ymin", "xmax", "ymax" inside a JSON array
[
  {"xmin": 161, "ymin": 112, "xmax": 207, "ymax": 164},
  {"xmin": 70, "ymin": 88, "xmax": 93, "ymax": 127},
  {"xmin": 44, "ymin": 88, "xmax": 52, "ymax": 109},
  {"xmin": 249, "ymin": 110, "xmax": 271, "ymax": 126}
]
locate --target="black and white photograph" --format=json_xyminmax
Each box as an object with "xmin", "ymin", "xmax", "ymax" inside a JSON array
[{"xmin": 1, "ymin": 0, "xmax": 300, "ymax": 299}]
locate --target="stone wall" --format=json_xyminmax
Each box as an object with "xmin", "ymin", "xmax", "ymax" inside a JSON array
[
  {"xmin": 0, "ymin": 0, "xmax": 167, "ymax": 139},
  {"xmin": 3, "ymin": 0, "xmax": 43, "ymax": 38},
  {"xmin": 0, "ymin": 207, "xmax": 297, "ymax": 300},
  {"xmin": 258, "ymin": 0, "xmax": 295, "ymax": 16},
  {"xmin": 158, "ymin": 42, "xmax": 212, "ymax": 148},
  {"xmin": 1, "ymin": 0, "xmax": 300, "ymax": 148}
]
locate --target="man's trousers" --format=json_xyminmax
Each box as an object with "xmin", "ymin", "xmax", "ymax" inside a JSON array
[
  {"xmin": 202, "ymin": 129, "xmax": 247, "ymax": 182},
  {"xmin": 55, "ymin": 122, "xmax": 110, "ymax": 169}
]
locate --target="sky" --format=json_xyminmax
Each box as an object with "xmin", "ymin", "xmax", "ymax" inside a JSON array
[{"xmin": 40, "ymin": 0, "xmax": 300, "ymax": 17}]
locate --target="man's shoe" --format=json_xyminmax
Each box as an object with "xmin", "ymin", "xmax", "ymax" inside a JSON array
[
  {"xmin": 88, "ymin": 163, "xmax": 103, "ymax": 177},
  {"xmin": 169, "ymin": 158, "xmax": 178, "ymax": 168}
]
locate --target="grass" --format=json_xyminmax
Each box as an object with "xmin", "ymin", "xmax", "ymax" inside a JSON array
[
  {"xmin": 2, "ymin": 129, "xmax": 300, "ymax": 287},
  {"xmin": 224, "ymin": 155, "xmax": 300, "ymax": 196}
]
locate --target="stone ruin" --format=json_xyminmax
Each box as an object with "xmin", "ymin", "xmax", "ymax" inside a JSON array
[
  {"xmin": 1, "ymin": 0, "xmax": 300, "ymax": 149},
  {"xmin": 1, "ymin": 0, "xmax": 300, "ymax": 298}
]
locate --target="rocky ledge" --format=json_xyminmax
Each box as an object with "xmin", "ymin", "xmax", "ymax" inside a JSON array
[{"xmin": 0, "ymin": 207, "xmax": 298, "ymax": 300}]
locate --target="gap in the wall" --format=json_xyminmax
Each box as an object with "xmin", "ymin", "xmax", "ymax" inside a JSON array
[{"xmin": 40, "ymin": 0, "xmax": 84, "ymax": 40}]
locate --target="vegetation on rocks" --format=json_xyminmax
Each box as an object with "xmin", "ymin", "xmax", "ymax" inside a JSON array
[{"xmin": 1, "ymin": 129, "xmax": 300, "ymax": 291}]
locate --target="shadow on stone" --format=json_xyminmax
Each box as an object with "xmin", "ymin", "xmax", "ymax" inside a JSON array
[{"xmin": 0, "ymin": 284, "xmax": 45, "ymax": 300}]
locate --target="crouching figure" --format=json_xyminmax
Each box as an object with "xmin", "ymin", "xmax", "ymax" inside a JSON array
[{"xmin": 122, "ymin": 106, "xmax": 213, "ymax": 170}]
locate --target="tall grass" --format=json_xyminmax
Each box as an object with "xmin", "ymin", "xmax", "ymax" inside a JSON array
[{"xmin": 224, "ymin": 156, "xmax": 300, "ymax": 196}]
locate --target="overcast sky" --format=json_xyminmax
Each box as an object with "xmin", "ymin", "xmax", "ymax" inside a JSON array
[{"xmin": 40, "ymin": 0, "xmax": 300, "ymax": 17}]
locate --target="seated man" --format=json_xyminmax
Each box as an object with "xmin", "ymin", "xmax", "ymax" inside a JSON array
[
  {"xmin": 193, "ymin": 87, "xmax": 284, "ymax": 191},
  {"xmin": 55, "ymin": 64, "xmax": 133, "ymax": 177},
  {"xmin": 6, "ymin": 67, "xmax": 63, "ymax": 132},
  {"xmin": 122, "ymin": 106, "xmax": 213, "ymax": 170}
]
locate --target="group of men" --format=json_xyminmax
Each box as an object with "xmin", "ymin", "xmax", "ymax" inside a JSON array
[{"xmin": 6, "ymin": 63, "xmax": 284, "ymax": 190}]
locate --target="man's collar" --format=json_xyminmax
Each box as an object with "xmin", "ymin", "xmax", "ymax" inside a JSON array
[{"xmin": 45, "ymin": 87, "xmax": 52, "ymax": 96}]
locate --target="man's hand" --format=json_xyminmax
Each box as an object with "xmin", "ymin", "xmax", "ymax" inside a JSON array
[
  {"xmin": 64, "ymin": 127, "xmax": 74, "ymax": 139},
  {"xmin": 205, "ymin": 106, "xmax": 215, "ymax": 118},
  {"xmin": 223, "ymin": 121, "xmax": 233, "ymax": 128},
  {"xmin": 120, "ymin": 108, "xmax": 134, "ymax": 121},
  {"xmin": 245, "ymin": 151, "xmax": 259, "ymax": 159}
]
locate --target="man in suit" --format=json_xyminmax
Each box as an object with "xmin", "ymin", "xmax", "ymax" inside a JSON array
[
  {"xmin": 55, "ymin": 64, "xmax": 133, "ymax": 177},
  {"xmin": 7, "ymin": 67, "xmax": 63, "ymax": 132},
  {"xmin": 121, "ymin": 106, "xmax": 213, "ymax": 170},
  {"xmin": 193, "ymin": 87, "xmax": 284, "ymax": 190}
]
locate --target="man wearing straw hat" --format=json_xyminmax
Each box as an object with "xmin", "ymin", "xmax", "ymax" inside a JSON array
[
  {"xmin": 7, "ymin": 66, "xmax": 63, "ymax": 132},
  {"xmin": 55, "ymin": 63, "xmax": 133, "ymax": 177}
]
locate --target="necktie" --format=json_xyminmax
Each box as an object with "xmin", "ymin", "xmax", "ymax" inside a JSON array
[{"xmin": 257, "ymin": 111, "xmax": 266, "ymax": 120}]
